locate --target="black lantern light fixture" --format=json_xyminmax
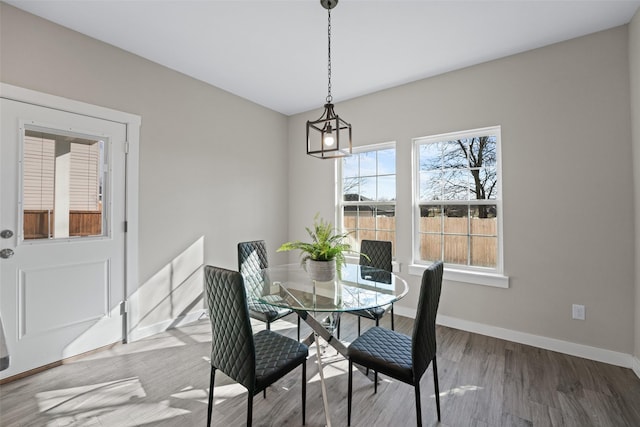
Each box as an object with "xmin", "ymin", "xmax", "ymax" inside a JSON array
[{"xmin": 307, "ymin": 0, "xmax": 352, "ymax": 159}]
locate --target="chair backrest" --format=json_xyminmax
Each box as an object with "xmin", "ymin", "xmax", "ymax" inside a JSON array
[
  {"xmin": 238, "ymin": 240, "xmax": 269, "ymax": 299},
  {"xmin": 359, "ymin": 240, "xmax": 393, "ymax": 284},
  {"xmin": 411, "ymin": 261, "xmax": 444, "ymax": 379},
  {"xmin": 204, "ymin": 265, "xmax": 256, "ymax": 390},
  {"xmin": 359, "ymin": 240, "xmax": 392, "ymax": 272}
]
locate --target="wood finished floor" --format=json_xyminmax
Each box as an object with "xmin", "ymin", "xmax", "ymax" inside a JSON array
[{"xmin": 1, "ymin": 313, "xmax": 639, "ymax": 427}]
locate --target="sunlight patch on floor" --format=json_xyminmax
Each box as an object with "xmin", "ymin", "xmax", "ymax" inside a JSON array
[
  {"xmin": 171, "ymin": 385, "xmax": 209, "ymax": 404},
  {"xmin": 308, "ymin": 361, "xmax": 348, "ymax": 382},
  {"xmin": 437, "ymin": 384, "xmax": 483, "ymax": 398},
  {"xmin": 35, "ymin": 378, "xmax": 190, "ymax": 426},
  {"xmin": 212, "ymin": 383, "xmax": 247, "ymax": 404},
  {"xmin": 36, "ymin": 377, "xmax": 146, "ymax": 413}
]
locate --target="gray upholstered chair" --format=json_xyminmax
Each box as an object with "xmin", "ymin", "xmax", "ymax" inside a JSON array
[
  {"xmin": 204, "ymin": 266, "xmax": 308, "ymax": 427},
  {"xmin": 338, "ymin": 239, "xmax": 394, "ymax": 338},
  {"xmin": 238, "ymin": 240, "xmax": 300, "ymax": 341},
  {"xmin": 347, "ymin": 261, "xmax": 444, "ymax": 427}
]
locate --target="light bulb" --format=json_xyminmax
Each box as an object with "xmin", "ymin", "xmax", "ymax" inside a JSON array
[
  {"xmin": 323, "ymin": 123, "xmax": 335, "ymax": 147},
  {"xmin": 324, "ymin": 133, "xmax": 335, "ymax": 147}
]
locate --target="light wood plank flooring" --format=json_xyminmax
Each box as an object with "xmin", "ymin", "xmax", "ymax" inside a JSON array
[{"xmin": 1, "ymin": 313, "xmax": 639, "ymax": 426}]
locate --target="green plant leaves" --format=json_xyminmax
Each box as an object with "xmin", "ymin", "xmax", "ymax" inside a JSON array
[{"xmin": 277, "ymin": 214, "xmax": 354, "ymax": 269}]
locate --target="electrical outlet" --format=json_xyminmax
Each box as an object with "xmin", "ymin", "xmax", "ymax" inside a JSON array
[{"xmin": 572, "ymin": 304, "xmax": 585, "ymax": 320}]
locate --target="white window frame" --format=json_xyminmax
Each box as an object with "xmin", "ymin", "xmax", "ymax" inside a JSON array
[
  {"xmin": 336, "ymin": 142, "xmax": 398, "ymax": 268},
  {"xmin": 410, "ymin": 126, "xmax": 508, "ymax": 288}
]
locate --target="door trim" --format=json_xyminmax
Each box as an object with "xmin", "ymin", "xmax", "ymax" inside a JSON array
[{"xmin": 1, "ymin": 83, "xmax": 141, "ymax": 343}]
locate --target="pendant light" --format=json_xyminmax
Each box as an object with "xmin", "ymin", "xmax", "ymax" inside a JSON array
[{"xmin": 306, "ymin": 0, "xmax": 352, "ymax": 159}]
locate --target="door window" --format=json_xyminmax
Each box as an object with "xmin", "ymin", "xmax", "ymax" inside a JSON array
[{"xmin": 22, "ymin": 126, "xmax": 106, "ymax": 240}]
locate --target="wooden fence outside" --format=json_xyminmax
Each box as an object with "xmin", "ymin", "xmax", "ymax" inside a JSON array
[
  {"xmin": 344, "ymin": 215, "xmax": 497, "ymax": 267},
  {"xmin": 24, "ymin": 210, "xmax": 102, "ymax": 239}
]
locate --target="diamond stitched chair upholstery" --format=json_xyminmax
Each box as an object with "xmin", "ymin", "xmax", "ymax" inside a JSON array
[
  {"xmin": 347, "ymin": 261, "xmax": 444, "ymax": 427},
  {"xmin": 204, "ymin": 266, "xmax": 308, "ymax": 427},
  {"xmin": 339, "ymin": 240, "xmax": 394, "ymax": 338},
  {"xmin": 238, "ymin": 240, "xmax": 300, "ymax": 341}
]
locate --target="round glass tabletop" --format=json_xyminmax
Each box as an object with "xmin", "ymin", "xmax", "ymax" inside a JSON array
[{"xmin": 252, "ymin": 263, "xmax": 408, "ymax": 312}]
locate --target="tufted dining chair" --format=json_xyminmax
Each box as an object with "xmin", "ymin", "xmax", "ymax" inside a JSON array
[
  {"xmin": 338, "ymin": 239, "xmax": 394, "ymax": 339},
  {"xmin": 204, "ymin": 266, "xmax": 308, "ymax": 427},
  {"xmin": 238, "ymin": 240, "xmax": 300, "ymax": 341},
  {"xmin": 347, "ymin": 261, "xmax": 444, "ymax": 427}
]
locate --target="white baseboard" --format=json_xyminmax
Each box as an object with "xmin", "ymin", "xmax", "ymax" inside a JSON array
[
  {"xmin": 393, "ymin": 306, "xmax": 636, "ymax": 372},
  {"xmin": 436, "ymin": 315, "xmax": 633, "ymax": 369},
  {"xmin": 632, "ymin": 355, "xmax": 640, "ymax": 379},
  {"xmin": 128, "ymin": 309, "xmax": 207, "ymax": 342}
]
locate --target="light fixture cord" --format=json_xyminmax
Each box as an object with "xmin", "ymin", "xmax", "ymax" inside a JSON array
[{"xmin": 326, "ymin": 7, "xmax": 332, "ymax": 104}]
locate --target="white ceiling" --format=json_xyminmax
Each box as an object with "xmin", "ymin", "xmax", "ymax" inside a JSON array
[{"xmin": 6, "ymin": 0, "xmax": 640, "ymax": 116}]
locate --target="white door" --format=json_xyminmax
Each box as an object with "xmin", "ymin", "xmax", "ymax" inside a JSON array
[{"xmin": 0, "ymin": 98, "xmax": 127, "ymax": 379}]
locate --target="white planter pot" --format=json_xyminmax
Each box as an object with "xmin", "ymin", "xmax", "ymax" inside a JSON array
[{"xmin": 306, "ymin": 259, "xmax": 336, "ymax": 282}]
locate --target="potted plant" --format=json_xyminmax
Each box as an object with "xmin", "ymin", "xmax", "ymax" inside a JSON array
[{"xmin": 277, "ymin": 214, "xmax": 357, "ymax": 281}]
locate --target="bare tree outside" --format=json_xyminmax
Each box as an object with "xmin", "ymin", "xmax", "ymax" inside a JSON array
[
  {"xmin": 420, "ymin": 136, "xmax": 497, "ymax": 218},
  {"xmin": 342, "ymin": 176, "xmax": 362, "ymax": 198}
]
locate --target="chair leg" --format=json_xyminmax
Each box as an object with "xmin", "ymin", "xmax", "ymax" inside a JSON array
[
  {"xmin": 262, "ymin": 320, "xmax": 270, "ymax": 400},
  {"xmin": 247, "ymin": 392, "xmax": 253, "ymax": 427},
  {"xmin": 348, "ymin": 360, "xmax": 353, "ymax": 426},
  {"xmin": 374, "ymin": 371, "xmax": 378, "ymax": 394},
  {"xmin": 433, "ymin": 357, "xmax": 441, "ymax": 422},
  {"xmin": 391, "ymin": 303, "xmax": 395, "ymax": 330},
  {"xmin": 302, "ymin": 360, "xmax": 307, "ymax": 425},
  {"xmin": 414, "ymin": 382, "xmax": 422, "ymax": 427},
  {"xmin": 297, "ymin": 316, "xmax": 301, "ymax": 342},
  {"xmin": 337, "ymin": 316, "xmax": 341, "ymax": 340},
  {"xmin": 207, "ymin": 367, "xmax": 216, "ymax": 427}
]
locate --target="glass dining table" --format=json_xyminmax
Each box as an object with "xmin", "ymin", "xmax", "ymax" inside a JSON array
[{"xmin": 254, "ymin": 263, "xmax": 408, "ymax": 427}]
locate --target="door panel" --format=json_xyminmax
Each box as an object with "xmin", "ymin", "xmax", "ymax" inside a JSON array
[
  {"xmin": 1, "ymin": 98, "xmax": 126, "ymax": 379},
  {"xmin": 20, "ymin": 260, "xmax": 109, "ymax": 337}
]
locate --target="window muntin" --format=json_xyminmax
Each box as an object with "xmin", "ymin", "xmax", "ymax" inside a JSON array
[
  {"xmin": 414, "ymin": 127, "xmax": 501, "ymax": 272},
  {"xmin": 340, "ymin": 144, "xmax": 396, "ymax": 256}
]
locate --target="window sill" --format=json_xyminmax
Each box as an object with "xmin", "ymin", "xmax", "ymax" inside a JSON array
[{"xmin": 408, "ymin": 264, "xmax": 509, "ymax": 288}]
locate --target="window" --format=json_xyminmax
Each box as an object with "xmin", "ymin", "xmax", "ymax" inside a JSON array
[
  {"xmin": 413, "ymin": 127, "xmax": 503, "ymax": 276},
  {"xmin": 22, "ymin": 126, "xmax": 106, "ymax": 240},
  {"xmin": 339, "ymin": 143, "xmax": 396, "ymax": 256}
]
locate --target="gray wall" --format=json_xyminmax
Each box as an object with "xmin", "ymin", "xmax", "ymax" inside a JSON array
[
  {"xmin": 288, "ymin": 26, "xmax": 635, "ymax": 354},
  {"xmin": 631, "ymin": 8, "xmax": 640, "ymax": 363},
  {"xmin": 2, "ymin": 3, "xmax": 637, "ymax": 357},
  {"xmin": 0, "ymin": 3, "xmax": 291, "ymax": 333}
]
